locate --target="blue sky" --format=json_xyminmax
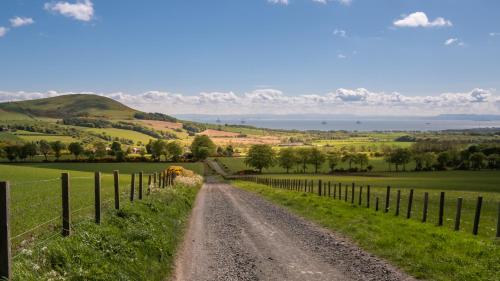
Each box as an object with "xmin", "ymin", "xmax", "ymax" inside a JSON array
[{"xmin": 0, "ymin": 0, "xmax": 499, "ymax": 115}]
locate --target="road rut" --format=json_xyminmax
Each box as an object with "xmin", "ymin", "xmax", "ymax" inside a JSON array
[{"xmin": 172, "ymin": 182, "xmax": 415, "ymax": 281}]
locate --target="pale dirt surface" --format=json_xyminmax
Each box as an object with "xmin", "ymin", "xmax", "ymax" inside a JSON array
[{"xmin": 172, "ymin": 180, "xmax": 416, "ymax": 281}]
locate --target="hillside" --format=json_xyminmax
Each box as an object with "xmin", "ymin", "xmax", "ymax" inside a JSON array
[{"xmin": 0, "ymin": 94, "xmax": 138, "ymax": 119}]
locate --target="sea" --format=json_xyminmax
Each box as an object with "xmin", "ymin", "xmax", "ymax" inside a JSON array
[{"xmin": 178, "ymin": 116, "xmax": 500, "ymax": 132}]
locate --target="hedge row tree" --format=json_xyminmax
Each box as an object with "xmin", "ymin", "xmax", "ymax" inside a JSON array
[
  {"xmin": 245, "ymin": 144, "xmax": 276, "ymax": 173},
  {"xmin": 278, "ymin": 147, "xmax": 298, "ymax": 173},
  {"xmin": 190, "ymin": 135, "xmax": 216, "ymax": 161}
]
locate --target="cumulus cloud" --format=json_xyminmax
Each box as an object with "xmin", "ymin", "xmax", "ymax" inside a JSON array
[
  {"xmin": 268, "ymin": 0, "xmax": 289, "ymax": 5},
  {"xmin": 10, "ymin": 17, "xmax": 34, "ymax": 28},
  {"xmin": 44, "ymin": 0, "xmax": 94, "ymax": 21},
  {"xmin": 0, "ymin": 27, "xmax": 7, "ymax": 38},
  {"xmin": 394, "ymin": 12, "xmax": 452, "ymax": 28},
  {"xmin": 1, "ymin": 88, "xmax": 497, "ymax": 116},
  {"xmin": 444, "ymin": 38, "xmax": 464, "ymax": 46},
  {"xmin": 490, "ymin": 32, "xmax": 500, "ymax": 37}
]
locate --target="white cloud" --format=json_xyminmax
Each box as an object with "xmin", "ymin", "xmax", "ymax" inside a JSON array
[
  {"xmin": 10, "ymin": 17, "xmax": 34, "ymax": 27},
  {"xmin": 44, "ymin": 0, "xmax": 94, "ymax": 21},
  {"xmin": 393, "ymin": 12, "xmax": 452, "ymax": 28},
  {"xmin": 268, "ymin": 0, "xmax": 289, "ymax": 5},
  {"xmin": 337, "ymin": 54, "xmax": 346, "ymax": 59},
  {"xmin": 490, "ymin": 32, "xmax": 500, "ymax": 37},
  {"xmin": 444, "ymin": 38, "xmax": 458, "ymax": 45},
  {"xmin": 333, "ymin": 28, "xmax": 347, "ymax": 37},
  {"xmin": 0, "ymin": 27, "xmax": 7, "ymax": 38},
  {"xmin": 1, "ymin": 88, "xmax": 497, "ymax": 116}
]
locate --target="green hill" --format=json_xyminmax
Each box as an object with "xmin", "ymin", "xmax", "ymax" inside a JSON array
[{"xmin": 0, "ymin": 94, "xmax": 138, "ymax": 119}]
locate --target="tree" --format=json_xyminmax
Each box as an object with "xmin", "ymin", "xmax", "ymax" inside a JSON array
[
  {"xmin": 296, "ymin": 147, "xmax": 311, "ymax": 173},
  {"xmin": 225, "ymin": 145, "xmax": 234, "ymax": 157},
  {"xmin": 190, "ymin": 135, "xmax": 216, "ymax": 161},
  {"xmin": 4, "ymin": 145, "xmax": 20, "ymax": 162},
  {"xmin": 68, "ymin": 142, "xmax": 84, "ymax": 159},
  {"xmin": 39, "ymin": 140, "xmax": 52, "ymax": 161},
  {"xmin": 50, "ymin": 141, "xmax": 66, "ymax": 161},
  {"xmin": 342, "ymin": 153, "xmax": 356, "ymax": 170},
  {"xmin": 389, "ymin": 148, "xmax": 412, "ymax": 172},
  {"xmin": 487, "ymin": 154, "xmax": 500, "ymax": 169},
  {"xmin": 166, "ymin": 141, "xmax": 183, "ymax": 161},
  {"xmin": 308, "ymin": 148, "xmax": 326, "ymax": 173},
  {"xmin": 326, "ymin": 152, "xmax": 341, "ymax": 173},
  {"xmin": 94, "ymin": 142, "xmax": 107, "ymax": 158},
  {"xmin": 245, "ymin": 144, "xmax": 276, "ymax": 173},
  {"xmin": 150, "ymin": 140, "xmax": 165, "ymax": 161},
  {"xmin": 469, "ymin": 152, "xmax": 486, "ymax": 170},
  {"xmin": 110, "ymin": 141, "xmax": 122, "ymax": 155},
  {"xmin": 278, "ymin": 148, "xmax": 297, "ymax": 173},
  {"xmin": 23, "ymin": 143, "xmax": 38, "ymax": 160},
  {"xmin": 437, "ymin": 152, "xmax": 450, "ymax": 169},
  {"xmin": 355, "ymin": 153, "xmax": 369, "ymax": 170},
  {"xmin": 422, "ymin": 152, "xmax": 437, "ymax": 170}
]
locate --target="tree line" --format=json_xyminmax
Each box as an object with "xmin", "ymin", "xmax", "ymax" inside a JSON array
[
  {"xmin": 244, "ymin": 145, "xmax": 371, "ymax": 174},
  {"xmin": 0, "ymin": 135, "xmax": 221, "ymax": 163}
]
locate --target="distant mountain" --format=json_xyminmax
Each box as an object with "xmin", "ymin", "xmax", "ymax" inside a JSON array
[{"xmin": 0, "ymin": 94, "xmax": 139, "ymax": 119}]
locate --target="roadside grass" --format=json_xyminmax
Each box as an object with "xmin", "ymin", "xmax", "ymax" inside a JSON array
[
  {"xmin": 0, "ymin": 162, "xmax": 204, "ymax": 250},
  {"xmin": 253, "ymin": 173, "xmax": 500, "ymax": 239},
  {"xmin": 12, "ymin": 184, "xmax": 199, "ymax": 281},
  {"xmin": 233, "ymin": 181, "xmax": 500, "ymax": 281}
]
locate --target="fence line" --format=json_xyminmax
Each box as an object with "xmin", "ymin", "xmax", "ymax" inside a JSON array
[
  {"xmin": 0, "ymin": 168, "xmax": 178, "ymax": 281},
  {"xmin": 238, "ymin": 176, "xmax": 500, "ymax": 240}
]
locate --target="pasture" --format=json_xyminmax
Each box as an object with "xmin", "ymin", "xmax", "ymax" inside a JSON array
[{"xmin": 0, "ymin": 162, "xmax": 204, "ymax": 251}]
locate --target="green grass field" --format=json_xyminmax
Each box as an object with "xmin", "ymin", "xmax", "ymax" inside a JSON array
[
  {"xmin": 0, "ymin": 162, "xmax": 204, "ymax": 251},
  {"xmin": 251, "ymin": 173, "xmax": 500, "ymax": 239},
  {"xmin": 83, "ymin": 127, "xmax": 154, "ymax": 143},
  {"xmin": 233, "ymin": 181, "xmax": 500, "ymax": 281}
]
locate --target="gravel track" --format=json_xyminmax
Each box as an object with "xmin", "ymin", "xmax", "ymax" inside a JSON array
[{"xmin": 172, "ymin": 181, "xmax": 415, "ymax": 281}]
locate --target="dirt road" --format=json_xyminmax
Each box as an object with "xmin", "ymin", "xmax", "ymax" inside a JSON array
[{"xmin": 173, "ymin": 182, "xmax": 415, "ymax": 281}]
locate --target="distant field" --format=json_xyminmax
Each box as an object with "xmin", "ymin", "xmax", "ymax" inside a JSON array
[
  {"xmin": 0, "ymin": 162, "xmax": 204, "ymax": 249},
  {"xmin": 83, "ymin": 127, "xmax": 154, "ymax": 143}
]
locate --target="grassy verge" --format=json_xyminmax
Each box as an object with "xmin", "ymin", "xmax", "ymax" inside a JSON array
[
  {"xmin": 12, "ymin": 185, "xmax": 199, "ymax": 281},
  {"xmin": 233, "ymin": 180, "xmax": 500, "ymax": 281}
]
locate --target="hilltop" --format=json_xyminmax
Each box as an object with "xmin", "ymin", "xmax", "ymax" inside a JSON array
[{"xmin": 0, "ymin": 94, "xmax": 138, "ymax": 119}]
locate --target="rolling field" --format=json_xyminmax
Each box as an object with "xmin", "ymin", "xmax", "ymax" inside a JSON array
[
  {"xmin": 83, "ymin": 127, "xmax": 155, "ymax": 143},
  {"xmin": 0, "ymin": 162, "xmax": 204, "ymax": 251}
]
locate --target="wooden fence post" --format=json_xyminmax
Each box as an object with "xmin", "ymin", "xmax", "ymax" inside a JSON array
[
  {"xmin": 62, "ymin": 173, "xmax": 71, "ymax": 237},
  {"xmin": 473, "ymin": 196, "xmax": 483, "ymax": 235},
  {"xmin": 496, "ymin": 202, "xmax": 500, "ymax": 238},
  {"xmin": 328, "ymin": 182, "xmax": 331, "ymax": 197},
  {"xmin": 438, "ymin": 192, "xmax": 445, "ymax": 226},
  {"xmin": 454, "ymin": 198, "xmax": 463, "ymax": 231},
  {"xmin": 367, "ymin": 185, "xmax": 370, "ymax": 208},
  {"xmin": 351, "ymin": 184, "xmax": 355, "ymax": 204},
  {"xmin": 422, "ymin": 192, "xmax": 429, "ymax": 222},
  {"xmin": 358, "ymin": 186, "xmax": 363, "ymax": 206},
  {"xmin": 139, "ymin": 172, "xmax": 143, "ymax": 200},
  {"xmin": 395, "ymin": 190, "xmax": 401, "ymax": 216},
  {"xmin": 407, "ymin": 189, "xmax": 414, "ymax": 219},
  {"xmin": 344, "ymin": 185, "xmax": 348, "ymax": 202},
  {"xmin": 338, "ymin": 184, "xmax": 342, "ymax": 200},
  {"xmin": 0, "ymin": 182, "xmax": 11, "ymax": 280},
  {"xmin": 147, "ymin": 174, "xmax": 152, "ymax": 195},
  {"xmin": 375, "ymin": 197, "xmax": 379, "ymax": 211},
  {"xmin": 113, "ymin": 170, "xmax": 120, "ymax": 210},
  {"xmin": 318, "ymin": 180, "xmax": 322, "ymax": 196},
  {"xmin": 385, "ymin": 186, "xmax": 391, "ymax": 213},
  {"xmin": 94, "ymin": 172, "xmax": 101, "ymax": 225},
  {"xmin": 130, "ymin": 173, "xmax": 135, "ymax": 202},
  {"xmin": 333, "ymin": 183, "xmax": 337, "ymax": 199},
  {"xmin": 153, "ymin": 172, "xmax": 157, "ymax": 188}
]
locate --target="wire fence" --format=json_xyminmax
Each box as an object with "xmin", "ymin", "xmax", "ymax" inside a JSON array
[
  {"xmin": 0, "ymin": 169, "xmax": 178, "ymax": 280},
  {"xmin": 238, "ymin": 177, "xmax": 500, "ymax": 239}
]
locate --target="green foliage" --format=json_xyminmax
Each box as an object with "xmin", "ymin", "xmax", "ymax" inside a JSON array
[
  {"xmin": 12, "ymin": 185, "xmax": 199, "ymax": 281},
  {"xmin": 166, "ymin": 141, "xmax": 183, "ymax": 161},
  {"xmin": 68, "ymin": 142, "xmax": 84, "ymax": 159},
  {"xmin": 308, "ymin": 147, "xmax": 326, "ymax": 173},
  {"xmin": 50, "ymin": 141, "xmax": 66, "ymax": 160},
  {"xmin": 245, "ymin": 144, "xmax": 276, "ymax": 173},
  {"xmin": 190, "ymin": 135, "xmax": 216, "ymax": 161},
  {"xmin": 277, "ymin": 148, "xmax": 298, "ymax": 173},
  {"xmin": 133, "ymin": 112, "xmax": 177, "ymax": 122}
]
